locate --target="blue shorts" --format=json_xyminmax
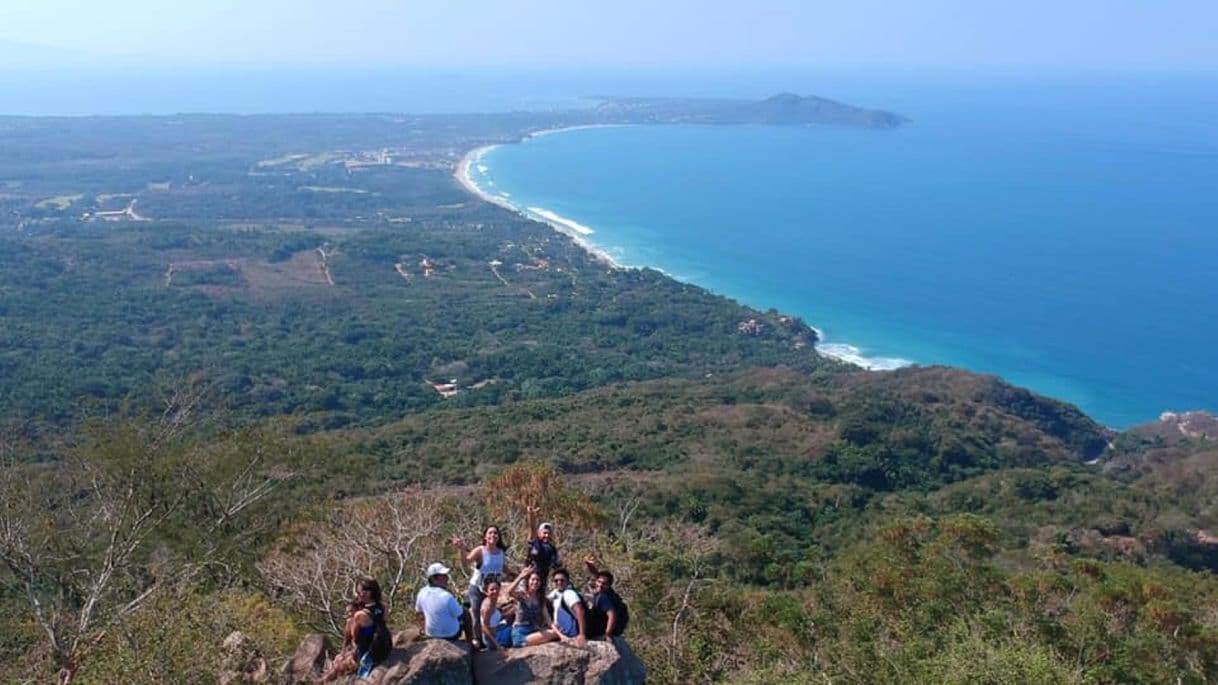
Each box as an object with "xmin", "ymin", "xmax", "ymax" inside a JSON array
[
  {"xmin": 511, "ymin": 624, "xmax": 537, "ymax": 648},
  {"xmin": 356, "ymin": 650, "xmax": 374, "ymax": 678},
  {"xmin": 489, "ymin": 624, "xmax": 512, "ymax": 648}
]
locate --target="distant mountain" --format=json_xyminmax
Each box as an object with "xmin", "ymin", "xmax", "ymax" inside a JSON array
[{"xmin": 589, "ymin": 92, "xmax": 908, "ymax": 129}]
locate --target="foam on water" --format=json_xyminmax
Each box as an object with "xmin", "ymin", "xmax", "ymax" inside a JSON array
[
  {"xmin": 526, "ymin": 207, "xmax": 595, "ymax": 235},
  {"xmin": 817, "ymin": 343, "xmax": 914, "ymax": 371}
]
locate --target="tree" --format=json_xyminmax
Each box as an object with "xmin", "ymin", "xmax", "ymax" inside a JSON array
[
  {"xmin": 0, "ymin": 411, "xmax": 305, "ymax": 684},
  {"xmin": 257, "ymin": 490, "xmax": 448, "ymax": 634},
  {"xmin": 483, "ymin": 461, "xmax": 607, "ymax": 549}
]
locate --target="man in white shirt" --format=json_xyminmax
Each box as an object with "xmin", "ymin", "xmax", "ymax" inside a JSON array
[
  {"xmin": 546, "ymin": 568, "xmax": 586, "ymax": 646},
  {"xmin": 415, "ymin": 562, "xmax": 467, "ymax": 641}
]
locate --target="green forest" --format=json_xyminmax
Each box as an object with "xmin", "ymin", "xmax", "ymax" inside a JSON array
[{"xmin": 2, "ymin": 114, "xmax": 1217, "ymax": 684}]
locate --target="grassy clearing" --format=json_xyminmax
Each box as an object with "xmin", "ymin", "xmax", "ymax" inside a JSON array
[
  {"xmin": 34, "ymin": 194, "xmax": 84, "ymax": 210},
  {"xmin": 256, "ymin": 153, "xmax": 310, "ymax": 168}
]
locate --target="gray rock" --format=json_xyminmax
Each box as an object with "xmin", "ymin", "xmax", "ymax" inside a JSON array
[
  {"xmin": 280, "ymin": 633, "xmax": 333, "ymax": 684},
  {"xmin": 283, "ymin": 633, "xmax": 644, "ymax": 684},
  {"xmin": 473, "ymin": 639, "xmax": 645, "ymax": 684}
]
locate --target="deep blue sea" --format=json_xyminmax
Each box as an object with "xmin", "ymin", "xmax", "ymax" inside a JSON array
[{"xmin": 469, "ymin": 74, "xmax": 1218, "ymax": 428}]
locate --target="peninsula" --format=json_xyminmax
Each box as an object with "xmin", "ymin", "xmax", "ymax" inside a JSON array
[{"xmin": 586, "ymin": 92, "xmax": 908, "ymax": 128}]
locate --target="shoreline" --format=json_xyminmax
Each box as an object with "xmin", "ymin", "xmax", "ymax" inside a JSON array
[
  {"xmin": 452, "ymin": 126, "xmax": 909, "ymax": 372},
  {"xmin": 454, "ymin": 130, "xmax": 623, "ymax": 268}
]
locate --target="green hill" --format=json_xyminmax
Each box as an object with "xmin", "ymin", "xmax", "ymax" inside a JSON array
[{"xmin": 1, "ymin": 113, "xmax": 1216, "ymax": 683}]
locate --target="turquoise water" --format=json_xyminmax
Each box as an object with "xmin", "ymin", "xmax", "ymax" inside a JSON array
[{"xmin": 470, "ymin": 75, "xmax": 1218, "ymax": 428}]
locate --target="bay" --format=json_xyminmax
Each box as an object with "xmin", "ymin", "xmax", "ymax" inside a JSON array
[{"xmin": 470, "ymin": 74, "xmax": 1218, "ymax": 428}]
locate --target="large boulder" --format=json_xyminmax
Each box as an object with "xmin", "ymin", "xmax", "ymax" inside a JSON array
[
  {"xmin": 473, "ymin": 639, "xmax": 645, "ymax": 685},
  {"xmin": 370, "ymin": 639, "xmax": 473, "ymax": 685},
  {"xmin": 281, "ymin": 634, "xmax": 644, "ymax": 684},
  {"xmin": 280, "ymin": 634, "xmax": 334, "ymax": 684}
]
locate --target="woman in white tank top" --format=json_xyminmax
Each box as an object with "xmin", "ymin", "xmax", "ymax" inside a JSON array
[{"xmin": 452, "ymin": 525, "xmax": 508, "ymax": 649}]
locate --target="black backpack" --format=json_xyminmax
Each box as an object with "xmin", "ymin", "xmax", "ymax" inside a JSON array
[
  {"xmin": 589, "ymin": 588, "xmax": 629, "ymax": 636},
  {"xmin": 367, "ymin": 605, "xmax": 392, "ymax": 662}
]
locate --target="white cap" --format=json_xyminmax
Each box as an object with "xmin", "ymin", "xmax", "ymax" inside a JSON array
[
  {"xmin": 425, "ymin": 562, "xmax": 451, "ymax": 578},
  {"xmin": 538, "ymin": 522, "xmax": 555, "ymax": 534}
]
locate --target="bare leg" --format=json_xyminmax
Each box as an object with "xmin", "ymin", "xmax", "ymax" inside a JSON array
[
  {"xmin": 321, "ymin": 652, "xmax": 356, "ymax": 682},
  {"xmin": 525, "ymin": 629, "xmax": 560, "ymax": 647}
]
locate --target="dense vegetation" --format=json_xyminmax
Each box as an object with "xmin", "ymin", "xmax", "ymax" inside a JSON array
[{"xmin": 2, "ymin": 114, "xmax": 1217, "ymax": 684}]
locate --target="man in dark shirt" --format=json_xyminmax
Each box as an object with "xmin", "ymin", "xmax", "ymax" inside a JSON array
[
  {"xmin": 527, "ymin": 521, "xmax": 560, "ymax": 580},
  {"xmin": 582, "ymin": 555, "xmax": 628, "ymax": 638}
]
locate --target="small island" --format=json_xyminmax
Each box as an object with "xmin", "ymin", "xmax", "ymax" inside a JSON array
[{"xmin": 586, "ymin": 92, "xmax": 908, "ymax": 129}]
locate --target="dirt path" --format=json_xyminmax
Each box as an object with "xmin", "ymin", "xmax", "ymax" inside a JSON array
[
  {"xmin": 490, "ymin": 261, "xmax": 536, "ymax": 300},
  {"xmin": 316, "ymin": 246, "xmax": 335, "ymax": 286},
  {"xmin": 394, "ymin": 263, "xmax": 412, "ymax": 283}
]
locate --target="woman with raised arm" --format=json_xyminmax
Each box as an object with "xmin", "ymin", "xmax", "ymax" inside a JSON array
[
  {"xmin": 508, "ymin": 564, "xmax": 577, "ymax": 647},
  {"xmin": 452, "ymin": 525, "xmax": 508, "ymax": 649}
]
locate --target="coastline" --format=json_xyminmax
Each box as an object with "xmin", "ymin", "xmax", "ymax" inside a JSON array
[
  {"xmin": 452, "ymin": 127, "xmax": 909, "ymax": 372},
  {"xmin": 454, "ymin": 133, "xmax": 623, "ymax": 269}
]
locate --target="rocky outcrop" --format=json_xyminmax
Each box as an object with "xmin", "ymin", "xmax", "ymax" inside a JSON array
[
  {"xmin": 281, "ymin": 634, "xmax": 645, "ymax": 684},
  {"xmin": 370, "ymin": 639, "xmax": 473, "ymax": 685},
  {"xmin": 281, "ymin": 634, "xmax": 333, "ymax": 684},
  {"xmin": 474, "ymin": 639, "xmax": 645, "ymax": 685}
]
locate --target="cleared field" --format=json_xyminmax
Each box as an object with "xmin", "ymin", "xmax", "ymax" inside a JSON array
[{"xmin": 34, "ymin": 194, "xmax": 83, "ymax": 210}]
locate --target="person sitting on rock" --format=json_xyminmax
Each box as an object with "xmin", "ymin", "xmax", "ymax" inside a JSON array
[
  {"xmin": 547, "ymin": 567, "xmax": 588, "ymax": 646},
  {"xmin": 415, "ymin": 562, "xmax": 470, "ymax": 642},
  {"xmin": 322, "ymin": 578, "xmax": 390, "ymax": 681},
  {"xmin": 479, "ymin": 579, "xmax": 514, "ymax": 651},
  {"xmin": 452, "ymin": 525, "xmax": 508, "ymax": 650},
  {"xmin": 583, "ymin": 555, "xmax": 630, "ymax": 639},
  {"xmin": 508, "ymin": 564, "xmax": 567, "ymax": 647},
  {"xmin": 525, "ymin": 506, "xmax": 561, "ymax": 581}
]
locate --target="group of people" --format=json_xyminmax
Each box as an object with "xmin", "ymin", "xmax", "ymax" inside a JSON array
[
  {"xmin": 446, "ymin": 519, "xmax": 628, "ymax": 651},
  {"xmin": 324, "ymin": 514, "xmax": 629, "ymax": 680}
]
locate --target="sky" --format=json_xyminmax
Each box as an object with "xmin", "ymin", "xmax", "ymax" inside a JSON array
[{"xmin": 2, "ymin": 0, "xmax": 1217, "ymax": 72}]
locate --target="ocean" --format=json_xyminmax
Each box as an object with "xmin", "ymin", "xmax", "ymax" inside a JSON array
[{"xmin": 467, "ymin": 73, "xmax": 1218, "ymax": 428}]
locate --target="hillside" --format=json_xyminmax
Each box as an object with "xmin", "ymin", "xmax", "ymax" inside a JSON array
[{"xmin": 1, "ymin": 113, "xmax": 1217, "ymax": 683}]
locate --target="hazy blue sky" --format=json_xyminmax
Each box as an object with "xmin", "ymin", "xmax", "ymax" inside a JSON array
[{"xmin": 2, "ymin": 0, "xmax": 1216, "ymax": 71}]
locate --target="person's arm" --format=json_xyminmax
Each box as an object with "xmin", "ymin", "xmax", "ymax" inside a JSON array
[
  {"xmin": 509, "ymin": 565, "xmax": 533, "ymax": 599},
  {"xmin": 570, "ymin": 594, "xmax": 587, "ymax": 645},
  {"xmin": 526, "ymin": 505, "xmax": 540, "ymax": 542},
  {"xmin": 604, "ymin": 606, "xmax": 618, "ymax": 639},
  {"xmin": 480, "ymin": 598, "xmax": 502, "ymax": 649},
  {"xmin": 539, "ymin": 599, "xmax": 553, "ymax": 630},
  {"xmin": 583, "ymin": 554, "xmax": 600, "ymax": 578},
  {"xmin": 340, "ymin": 614, "xmax": 356, "ymax": 651},
  {"xmin": 452, "ymin": 535, "xmax": 482, "ymax": 566}
]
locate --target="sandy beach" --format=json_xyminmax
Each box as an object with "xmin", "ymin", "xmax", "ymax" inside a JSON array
[
  {"xmin": 452, "ymin": 127, "xmax": 905, "ymax": 374},
  {"xmin": 454, "ymin": 132, "xmax": 623, "ymax": 268}
]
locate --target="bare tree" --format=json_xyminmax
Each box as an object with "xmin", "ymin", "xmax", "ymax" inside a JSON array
[
  {"xmin": 0, "ymin": 417, "xmax": 298, "ymax": 684},
  {"xmin": 258, "ymin": 491, "xmax": 450, "ymax": 633}
]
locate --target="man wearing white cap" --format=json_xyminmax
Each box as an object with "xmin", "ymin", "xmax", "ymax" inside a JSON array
[
  {"xmin": 525, "ymin": 506, "xmax": 561, "ymax": 581},
  {"xmin": 415, "ymin": 562, "xmax": 467, "ymax": 640}
]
